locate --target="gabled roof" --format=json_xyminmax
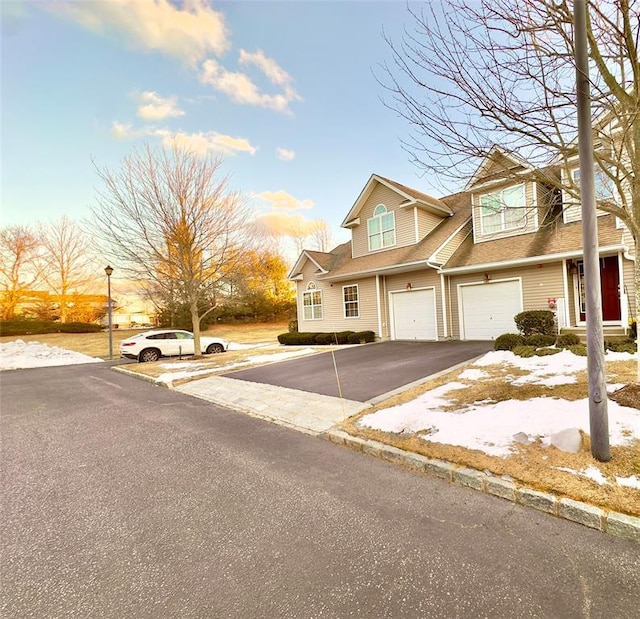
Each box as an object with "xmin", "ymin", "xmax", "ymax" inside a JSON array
[
  {"xmin": 465, "ymin": 146, "xmax": 535, "ymax": 190},
  {"xmin": 312, "ymin": 192, "xmax": 471, "ymax": 282},
  {"xmin": 288, "ymin": 244, "xmax": 350, "ymax": 280},
  {"xmin": 341, "ymin": 174, "xmax": 452, "ymax": 228}
]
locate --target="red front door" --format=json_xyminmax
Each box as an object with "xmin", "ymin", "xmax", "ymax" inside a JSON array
[{"xmin": 578, "ymin": 256, "xmax": 621, "ymax": 321}]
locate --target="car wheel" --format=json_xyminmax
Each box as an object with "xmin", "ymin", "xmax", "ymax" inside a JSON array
[
  {"xmin": 206, "ymin": 343, "xmax": 225, "ymax": 354},
  {"xmin": 139, "ymin": 348, "xmax": 161, "ymax": 362}
]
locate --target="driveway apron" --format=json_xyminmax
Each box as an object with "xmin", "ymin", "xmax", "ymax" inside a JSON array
[{"xmin": 223, "ymin": 340, "xmax": 493, "ymax": 402}]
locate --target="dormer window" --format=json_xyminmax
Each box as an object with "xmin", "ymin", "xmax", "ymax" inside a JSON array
[
  {"xmin": 368, "ymin": 204, "xmax": 396, "ymax": 251},
  {"xmin": 572, "ymin": 167, "xmax": 615, "ymax": 201},
  {"xmin": 479, "ymin": 184, "xmax": 525, "ymax": 234}
]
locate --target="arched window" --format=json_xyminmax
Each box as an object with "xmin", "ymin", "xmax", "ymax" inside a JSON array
[
  {"xmin": 303, "ymin": 282, "xmax": 322, "ymax": 320},
  {"xmin": 368, "ymin": 204, "xmax": 396, "ymax": 250}
]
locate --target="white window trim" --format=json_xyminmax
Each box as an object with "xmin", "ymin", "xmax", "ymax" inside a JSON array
[
  {"xmin": 479, "ymin": 183, "xmax": 526, "ymax": 235},
  {"xmin": 342, "ymin": 284, "xmax": 359, "ymax": 319},
  {"xmin": 302, "ymin": 286, "xmax": 323, "ymax": 321},
  {"xmin": 367, "ymin": 205, "xmax": 396, "ymax": 252},
  {"xmin": 571, "ymin": 166, "xmax": 616, "ymax": 201}
]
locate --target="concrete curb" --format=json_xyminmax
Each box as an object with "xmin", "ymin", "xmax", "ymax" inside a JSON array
[{"xmin": 322, "ymin": 429, "xmax": 640, "ymax": 543}]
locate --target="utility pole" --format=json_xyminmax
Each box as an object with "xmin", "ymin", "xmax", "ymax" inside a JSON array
[{"xmin": 574, "ymin": 0, "xmax": 610, "ymax": 461}]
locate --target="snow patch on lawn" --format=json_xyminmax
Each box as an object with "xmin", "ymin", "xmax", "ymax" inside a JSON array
[{"xmin": 0, "ymin": 340, "xmax": 102, "ymax": 369}]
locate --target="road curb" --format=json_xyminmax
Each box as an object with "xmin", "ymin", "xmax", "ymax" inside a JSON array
[{"xmin": 322, "ymin": 429, "xmax": 640, "ymax": 543}]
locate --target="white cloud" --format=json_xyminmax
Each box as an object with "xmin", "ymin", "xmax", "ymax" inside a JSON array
[
  {"xmin": 200, "ymin": 49, "xmax": 301, "ymax": 113},
  {"xmin": 258, "ymin": 190, "xmax": 313, "ymax": 211},
  {"xmin": 50, "ymin": 0, "xmax": 229, "ymax": 64},
  {"xmin": 111, "ymin": 121, "xmax": 256, "ymax": 156},
  {"xmin": 111, "ymin": 120, "xmax": 135, "ymax": 139},
  {"xmin": 255, "ymin": 211, "xmax": 321, "ymax": 237},
  {"xmin": 136, "ymin": 91, "xmax": 185, "ymax": 121},
  {"xmin": 276, "ymin": 147, "xmax": 295, "ymax": 161},
  {"xmin": 162, "ymin": 131, "xmax": 257, "ymax": 156}
]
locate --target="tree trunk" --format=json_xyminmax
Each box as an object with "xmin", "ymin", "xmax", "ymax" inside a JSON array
[
  {"xmin": 191, "ymin": 301, "xmax": 202, "ymax": 359},
  {"xmin": 635, "ymin": 256, "xmax": 640, "ymax": 382}
]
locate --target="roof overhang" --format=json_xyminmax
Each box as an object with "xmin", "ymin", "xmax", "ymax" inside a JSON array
[
  {"xmin": 287, "ymin": 250, "xmax": 329, "ymax": 280},
  {"xmin": 341, "ymin": 174, "xmax": 452, "ymax": 228},
  {"xmin": 321, "ymin": 259, "xmax": 439, "ymax": 283},
  {"xmin": 440, "ymin": 245, "xmax": 626, "ymax": 275},
  {"xmin": 465, "ymin": 146, "xmax": 535, "ymax": 191}
]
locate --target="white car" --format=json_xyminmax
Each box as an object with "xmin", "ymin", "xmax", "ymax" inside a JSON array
[{"xmin": 119, "ymin": 329, "xmax": 229, "ymax": 362}]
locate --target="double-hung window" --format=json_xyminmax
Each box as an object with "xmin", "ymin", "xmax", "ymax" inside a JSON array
[
  {"xmin": 479, "ymin": 184, "xmax": 525, "ymax": 234},
  {"xmin": 343, "ymin": 284, "xmax": 359, "ymax": 318},
  {"xmin": 302, "ymin": 282, "xmax": 322, "ymax": 320},
  {"xmin": 368, "ymin": 205, "xmax": 395, "ymax": 251},
  {"xmin": 572, "ymin": 167, "xmax": 615, "ymax": 201}
]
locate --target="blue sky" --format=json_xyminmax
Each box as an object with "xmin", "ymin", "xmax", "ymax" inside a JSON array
[{"xmin": 2, "ymin": 0, "xmax": 451, "ymax": 255}]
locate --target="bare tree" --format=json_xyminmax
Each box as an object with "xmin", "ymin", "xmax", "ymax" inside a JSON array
[
  {"xmin": 39, "ymin": 215, "xmax": 94, "ymax": 323},
  {"xmin": 309, "ymin": 219, "xmax": 333, "ymax": 252},
  {"xmin": 382, "ymin": 0, "xmax": 639, "ymax": 350},
  {"xmin": 90, "ymin": 144, "xmax": 254, "ymax": 356},
  {"xmin": 0, "ymin": 225, "xmax": 43, "ymax": 320}
]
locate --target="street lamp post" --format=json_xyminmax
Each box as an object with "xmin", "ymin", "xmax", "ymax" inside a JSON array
[{"xmin": 105, "ymin": 265, "xmax": 114, "ymax": 360}]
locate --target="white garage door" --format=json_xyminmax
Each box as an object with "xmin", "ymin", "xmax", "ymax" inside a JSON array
[
  {"xmin": 391, "ymin": 289, "xmax": 437, "ymax": 341},
  {"xmin": 460, "ymin": 280, "xmax": 522, "ymax": 340}
]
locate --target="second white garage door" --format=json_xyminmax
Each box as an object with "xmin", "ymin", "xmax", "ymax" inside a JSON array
[
  {"xmin": 460, "ymin": 280, "xmax": 522, "ymax": 340},
  {"xmin": 391, "ymin": 289, "xmax": 437, "ymax": 340}
]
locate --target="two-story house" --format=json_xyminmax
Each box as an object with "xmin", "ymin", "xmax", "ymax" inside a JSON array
[{"xmin": 289, "ymin": 148, "xmax": 635, "ymax": 341}]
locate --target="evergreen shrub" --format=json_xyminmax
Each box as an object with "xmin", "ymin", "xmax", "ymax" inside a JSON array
[
  {"xmin": 494, "ymin": 333, "xmax": 525, "ymax": 351},
  {"xmin": 514, "ymin": 310, "xmax": 556, "ymax": 336}
]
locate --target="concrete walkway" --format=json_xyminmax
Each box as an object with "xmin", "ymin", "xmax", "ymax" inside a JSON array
[{"xmin": 176, "ymin": 376, "xmax": 370, "ymax": 435}]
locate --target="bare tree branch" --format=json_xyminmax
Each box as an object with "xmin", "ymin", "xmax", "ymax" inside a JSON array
[{"xmin": 89, "ymin": 144, "xmax": 256, "ymax": 356}]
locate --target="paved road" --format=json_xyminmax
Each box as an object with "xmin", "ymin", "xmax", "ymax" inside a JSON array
[
  {"xmin": 225, "ymin": 340, "xmax": 494, "ymax": 401},
  {"xmin": 2, "ymin": 363, "xmax": 639, "ymax": 618}
]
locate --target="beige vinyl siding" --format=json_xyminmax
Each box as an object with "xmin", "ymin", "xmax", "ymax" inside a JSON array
[
  {"xmin": 352, "ymin": 184, "xmax": 417, "ymax": 258},
  {"xmin": 472, "ymin": 180, "xmax": 537, "ymax": 243},
  {"xmin": 448, "ymin": 263, "xmax": 565, "ymax": 338},
  {"xmin": 622, "ymin": 256, "xmax": 635, "ymax": 321},
  {"xmin": 536, "ymin": 180, "xmax": 558, "ymax": 224},
  {"xmin": 296, "ymin": 264, "xmax": 379, "ymax": 335},
  {"xmin": 436, "ymin": 221, "xmax": 472, "ymax": 264},
  {"xmin": 417, "ymin": 209, "xmax": 444, "ymax": 243},
  {"xmin": 384, "ymin": 270, "xmax": 443, "ymax": 339}
]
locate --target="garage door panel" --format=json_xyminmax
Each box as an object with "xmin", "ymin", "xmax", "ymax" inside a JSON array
[
  {"xmin": 392, "ymin": 289, "xmax": 437, "ymax": 341},
  {"xmin": 460, "ymin": 281, "xmax": 522, "ymax": 340}
]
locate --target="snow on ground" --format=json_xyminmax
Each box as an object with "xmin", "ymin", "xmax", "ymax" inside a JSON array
[
  {"xmin": 0, "ymin": 340, "xmax": 102, "ymax": 369},
  {"xmin": 358, "ymin": 350, "xmax": 640, "ymax": 461}
]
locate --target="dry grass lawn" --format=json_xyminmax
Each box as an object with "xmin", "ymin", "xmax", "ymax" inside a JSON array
[
  {"xmin": 0, "ymin": 322, "xmax": 290, "ymax": 360},
  {"xmin": 341, "ymin": 358, "xmax": 640, "ymax": 517}
]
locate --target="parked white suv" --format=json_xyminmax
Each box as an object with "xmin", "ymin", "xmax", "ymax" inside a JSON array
[{"xmin": 119, "ymin": 329, "xmax": 229, "ymax": 362}]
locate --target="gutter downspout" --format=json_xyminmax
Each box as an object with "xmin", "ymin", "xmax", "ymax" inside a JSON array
[
  {"xmin": 426, "ymin": 260, "xmax": 445, "ymax": 340},
  {"xmin": 375, "ymin": 274, "xmax": 382, "ymax": 339}
]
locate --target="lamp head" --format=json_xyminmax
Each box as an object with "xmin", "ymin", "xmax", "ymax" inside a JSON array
[{"xmin": 104, "ymin": 265, "xmax": 114, "ymax": 277}]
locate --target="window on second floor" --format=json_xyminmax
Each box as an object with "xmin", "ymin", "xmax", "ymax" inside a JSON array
[
  {"xmin": 368, "ymin": 204, "xmax": 396, "ymax": 251},
  {"xmin": 479, "ymin": 184, "xmax": 525, "ymax": 235},
  {"xmin": 343, "ymin": 284, "xmax": 359, "ymax": 318},
  {"xmin": 302, "ymin": 282, "xmax": 323, "ymax": 320},
  {"xmin": 572, "ymin": 167, "xmax": 615, "ymax": 201}
]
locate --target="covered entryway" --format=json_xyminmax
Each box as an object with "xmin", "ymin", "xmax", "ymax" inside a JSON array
[
  {"xmin": 577, "ymin": 256, "xmax": 621, "ymax": 321},
  {"xmin": 459, "ymin": 279, "xmax": 523, "ymax": 340},
  {"xmin": 390, "ymin": 288, "xmax": 437, "ymax": 340}
]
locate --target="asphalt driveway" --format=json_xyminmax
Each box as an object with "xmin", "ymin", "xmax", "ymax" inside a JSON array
[{"xmin": 224, "ymin": 340, "xmax": 493, "ymax": 402}]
